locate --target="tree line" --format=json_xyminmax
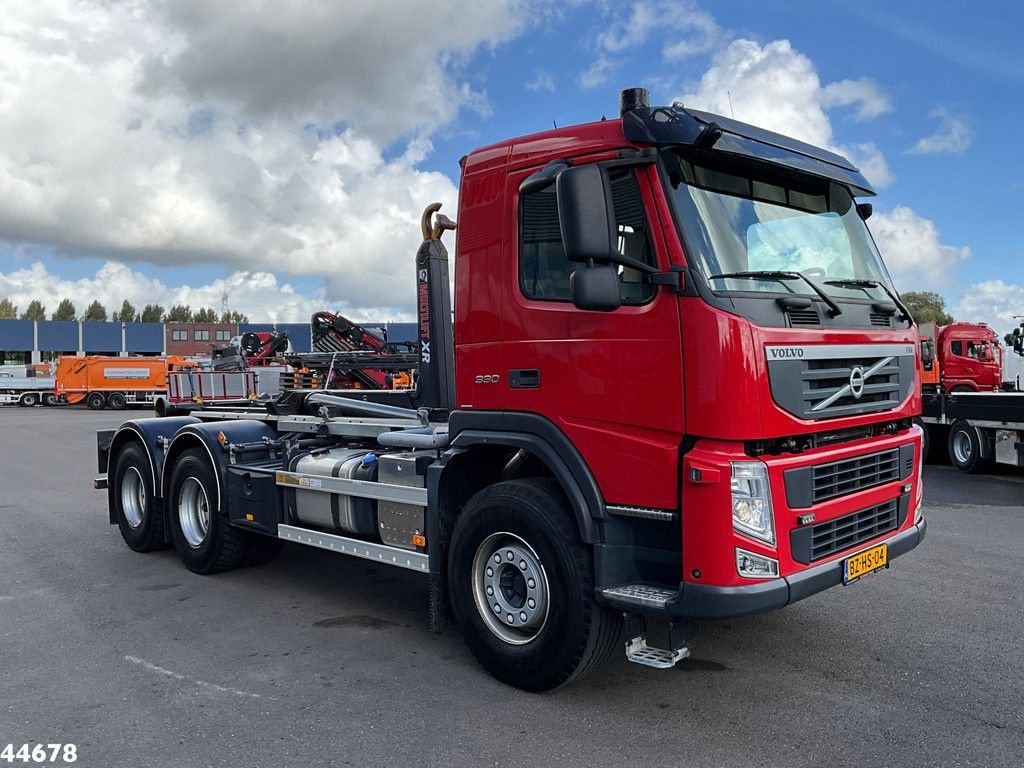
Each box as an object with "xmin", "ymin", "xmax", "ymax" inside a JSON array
[{"xmin": 0, "ymin": 298, "xmax": 247, "ymax": 324}]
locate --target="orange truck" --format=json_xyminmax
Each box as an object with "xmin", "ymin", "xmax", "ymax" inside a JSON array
[{"xmin": 55, "ymin": 355, "xmax": 190, "ymax": 410}]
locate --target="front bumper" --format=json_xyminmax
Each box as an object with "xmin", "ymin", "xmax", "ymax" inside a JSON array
[{"xmin": 600, "ymin": 518, "xmax": 926, "ymax": 620}]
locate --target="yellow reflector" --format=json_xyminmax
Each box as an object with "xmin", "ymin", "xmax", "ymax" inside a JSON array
[
  {"xmin": 245, "ymin": 513, "xmax": 254, "ymax": 521},
  {"xmin": 217, "ymin": 431, "xmax": 228, "ymax": 445},
  {"xmin": 412, "ymin": 534, "xmax": 426, "ymax": 548}
]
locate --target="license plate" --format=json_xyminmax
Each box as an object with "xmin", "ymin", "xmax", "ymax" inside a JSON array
[{"xmin": 843, "ymin": 543, "xmax": 888, "ymax": 584}]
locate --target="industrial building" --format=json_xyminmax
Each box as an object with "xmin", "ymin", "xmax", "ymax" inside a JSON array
[{"xmin": 0, "ymin": 319, "xmax": 417, "ymax": 364}]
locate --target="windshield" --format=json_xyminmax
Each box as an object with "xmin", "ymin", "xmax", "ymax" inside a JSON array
[{"xmin": 663, "ymin": 151, "xmax": 894, "ymax": 300}]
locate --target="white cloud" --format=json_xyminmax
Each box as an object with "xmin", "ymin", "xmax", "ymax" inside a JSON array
[
  {"xmin": 597, "ymin": 1, "xmax": 723, "ymax": 59},
  {"xmin": 868, "ymin": 206, "xmax": 971, "ymax": 291},
  {"xmin": 579, "ymin": 56, "xmax": 616, "ymax": 89},
  {"xmin": 820, "ymin": 78, "xmax": 892, "ymax": 121},
  {"xmin": 0, "ymin": 0, "xmax": 526, "ymax": 317},
  {"xmin": 951, "ymin": 280, "xmax": 1024, "ymax": 338},
  {"xmin": 525, "ymin": 71, "xmax": 556, "ymax": 92},
  {"xmin": 678, "ymin": 39, "xmax": 894, "ymax": 186},
  {"xmin": 908, "ymin": 108, "xmax": 972, "ymax": 155},
  {"xmin": 0, "ymin": 261, "xmax": 411, "ymax": 324}
]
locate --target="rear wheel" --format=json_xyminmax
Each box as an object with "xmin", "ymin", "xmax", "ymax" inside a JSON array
[
  {"xmin": 86, "ymin": 392, "xmax": 106, "ymax": 410},
  {"xmin": 42, "ymin": 392, "xmax": 58, "ymax": 407},
  {"xmin": 448, "ymin": 479, "xmax": 621, "ymax": 691},
  {"xmin": 948, "ymin": 420, "xmax": 987, "ymax": 473},
  {"xmin": 168, "ymin": 448, "xmax": 249, "ymax": 573},
  {"xmin": 112, "ymin": 442, "xmax": 165, "ymax": 551},
  {"xmin": 18, "ymin": 392, "xmax": 39, "ymax": 407},
  {"xmin": 107, "ymin": 392, "xmax": 127, "ymax": 410}
]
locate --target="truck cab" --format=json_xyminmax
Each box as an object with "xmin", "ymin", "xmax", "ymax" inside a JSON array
[{"xmin": 921, "ymin": 322, "xmax": 1002, "ymax": 393}]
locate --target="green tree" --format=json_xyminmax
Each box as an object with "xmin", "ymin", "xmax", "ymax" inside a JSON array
[
  {"xmin": 901, "ymin": 291, "xmax": 953, "ymax": 326},
  {"xmin": 112, "ymin": 299, "xmax": 138, "ymax": 322},
  {"xmin": 165, "ymin": 304, "xmax": 192, "ymax": 322},
  {"xmin": 0, "ymin": 298, "xmax": 16, "ymax": 319},
  {"xmin": 82, "ymin": 300, "xmax": 108, "ymax": 321},
  {"xmin": 51, "ymin": 298, "xmax": 76, "ymax": 321},
  {"xmin": 20, "ymin": 300, "xmax": 46, "ymax": 320},
  {"xmin": 140, "ymin": 304, "xmax": 165, "ymax": 323},
  {"xmin": 192, "ymin": 307, "xmax": 218, "ymax": 323},
  {"xmin": 221, "ymin": 309, "xmax": 249, "ymax": 324}
]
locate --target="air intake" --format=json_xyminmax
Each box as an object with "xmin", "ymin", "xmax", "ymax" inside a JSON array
[
  {"xmin": 619, "ymin": 88, "xmax": 650, "ymax": 117},
  {"xmin": 869, "ymin": 312, "xmax": 893, "ymax": 328},
  {"xmin": 787, "ymin": 307, "xmax": 820, "ymax": 327}
]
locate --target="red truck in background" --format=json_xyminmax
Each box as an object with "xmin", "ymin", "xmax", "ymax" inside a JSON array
[
  {"xmin": 95, "ymin": 88, "xmax": 925, "ymax": 690},
  {"xmin": 919, "ymin": 322, "xmax": 1002, "ymax": 393}
]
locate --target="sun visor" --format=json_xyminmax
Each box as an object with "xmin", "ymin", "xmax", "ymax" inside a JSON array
[{"xmin": 622, "ymin": 106, "xmax": 876, "ymax": 197}]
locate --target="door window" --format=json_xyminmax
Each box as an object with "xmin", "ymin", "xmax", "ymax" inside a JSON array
[{"xmin": 519, "ymin": 170, "xmax": 657, "ymax": 304}]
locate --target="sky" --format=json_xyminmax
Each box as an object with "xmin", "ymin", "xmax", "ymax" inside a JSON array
[{"xmin": 0, "ymin": 0, "xmax": 1021, "ymax": 336}]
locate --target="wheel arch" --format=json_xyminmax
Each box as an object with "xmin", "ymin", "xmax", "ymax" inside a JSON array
[{"xmin": 105, "ymin": 417, "xmax": 200, "ymax": 523}]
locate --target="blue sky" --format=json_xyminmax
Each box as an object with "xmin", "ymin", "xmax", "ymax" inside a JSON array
[{"xmin": 0, "ymin": 0, "xmax": 1020, "ymax": 329}]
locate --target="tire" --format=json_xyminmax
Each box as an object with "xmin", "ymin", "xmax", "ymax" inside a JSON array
[
  {"xmin": 448, "ymin": 478, "xmax": 621, "ymax": 691},
  {"xmin": 107, "ymin": 392, "xmax": 127, "ymax": 410},
  {"xmin": 18, "ymin": 392, "xmax": 39, "ymax": 407},
  {"xmin": 167, "ymin": 448, "xmax": 249, "ymax": 573},
  {"xmin": 42, "ymin": 392, "xmax": 58, "ymax": 407},
  {"xmin": 86, "ymin": 392, "xmax": 106, "ymax": 410},
  {"xmin": 948, "ymin": 420, "xmax": 988, "ymax": 473},
  {"xmin": 112, "ymin": 442, "xmax": 165, "ymax": 552}
]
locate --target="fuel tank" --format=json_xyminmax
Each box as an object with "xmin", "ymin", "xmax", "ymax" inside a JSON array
[{"xmin": 289, "ymin": 448, "xmax": 379, "ymax": 537}]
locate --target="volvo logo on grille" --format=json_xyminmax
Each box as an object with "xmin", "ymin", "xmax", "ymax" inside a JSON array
[{"xmin": 849, "ymin": 366, "xmax": 866, "ymax": 399}]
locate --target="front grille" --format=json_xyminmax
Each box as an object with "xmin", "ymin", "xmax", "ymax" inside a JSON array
[
  {"xmin": 787, "ymin": 308, "xmax": 820, "ymax": 327},
  {"xmin": 766, "ymin": 344, "xmax": 916, "ymax": 420},
  {"xmin": 791, "ymin": 500, "xmax": 900, "ymax": 564},
  {"xmin": 811, "ymin": 449, "xmax": 900, "ymax": 503}
]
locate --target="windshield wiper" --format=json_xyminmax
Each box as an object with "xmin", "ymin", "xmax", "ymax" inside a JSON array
[
  {"xmin": 824, "ymin": 278, "xmax": 911, "ymax": 321},
  {"xmin": 709, "ymin": 270, "xmax": 842, "ymax": 316}
]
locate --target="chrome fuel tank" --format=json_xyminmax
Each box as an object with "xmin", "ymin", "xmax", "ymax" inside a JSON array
[{"xmin": 289, "ymin": 448, "xmax": 379, "ymax": 538}]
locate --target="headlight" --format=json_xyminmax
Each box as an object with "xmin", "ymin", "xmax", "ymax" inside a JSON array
[{"xmin": 731, "ymin": 461, "xmax": 776, "ymax": 546}]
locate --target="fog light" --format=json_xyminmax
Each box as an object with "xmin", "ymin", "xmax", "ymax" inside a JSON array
[
  {"xmin": 736, "ymin": 548, "xmax": 780, "ymax": 579},
  {"xmin": 731, "ymin": 461, "xmax": 776, "ymax": 545}
]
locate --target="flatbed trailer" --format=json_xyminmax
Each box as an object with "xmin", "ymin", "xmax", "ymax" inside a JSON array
[
  {"xmin": 0, "ymin": 375, "xmax": 57, "ymax": 407},
  {"xmin": 95, "ymin": 90, "xmax": 926, "ymax": 691},
  {"xmin": 920, "ymin": 390, "xmax": 1024, "ymax": 472}
]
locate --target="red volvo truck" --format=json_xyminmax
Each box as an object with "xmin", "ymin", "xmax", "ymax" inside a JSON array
[{"xmin": 95, "ymin": 89, "xmax": 925, "ymax": 690}]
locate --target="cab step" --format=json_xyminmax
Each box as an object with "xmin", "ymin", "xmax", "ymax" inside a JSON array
[
  {"xmin": 600, "ymin": 584, "xmax": 678, "ymax": 609},
  {"xmin": 625, "ymin": 635, "xmax": 691, "ymax": 669},
  {"xmin": 621, "ymin": 614, "xmax": 691, "ymax": 669}
]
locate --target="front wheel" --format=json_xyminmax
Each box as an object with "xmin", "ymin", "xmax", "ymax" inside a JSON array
[
  {"xmin": 167, "ymin": 448, "xmax": 249, "ymax": 573},
  {"xmin": 448, "ymin": 479, "xmax": 621, "ymax": 691},
  {"xmin": 107, "ymin": 392, "xmax": 127, "ymax": 410}
]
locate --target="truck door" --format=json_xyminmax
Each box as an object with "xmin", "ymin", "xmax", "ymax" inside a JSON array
[{"xmin": 503, "ymin": 164, "xmax": 685, "ymax": 510}]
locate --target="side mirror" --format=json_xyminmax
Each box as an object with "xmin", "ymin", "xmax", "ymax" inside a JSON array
[
  {"xmin": 856, "ymin": 202, "xmax": 873, "ymax": 221},
  {"xmin": 556, "ymin": 164, "xmax": 617, "ymax": 263},
  {"xmin": 570, "ymin": 265, "xmax": 621, "ymax": 312}
]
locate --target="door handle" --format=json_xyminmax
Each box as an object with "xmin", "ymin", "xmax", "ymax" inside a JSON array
[{"xmin": 509, "ymin": 369, "xmax": 541, "ymax": 389}]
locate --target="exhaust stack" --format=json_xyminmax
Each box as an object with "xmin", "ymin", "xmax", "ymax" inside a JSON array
[{"xmin": 619, "ymin": 87, "xmax": 649, "ymax": 117}]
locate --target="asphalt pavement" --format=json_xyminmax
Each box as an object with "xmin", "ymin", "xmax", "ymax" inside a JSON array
[{"xmin": 1, "ymin": 407, "xmax": 1021, "ymax": 768}]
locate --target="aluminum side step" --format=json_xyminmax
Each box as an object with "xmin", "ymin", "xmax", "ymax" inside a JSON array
[
  {"xmin": 278, "ymin": 524, "xmax": 429, "ymax": 573},
  {"xmin": 601, "ymin": 584, "xmax": 678, "ymax": 609},
  {"xmin": 625, "ymin": 636, "xmax": 690, "ymax": 669}
]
